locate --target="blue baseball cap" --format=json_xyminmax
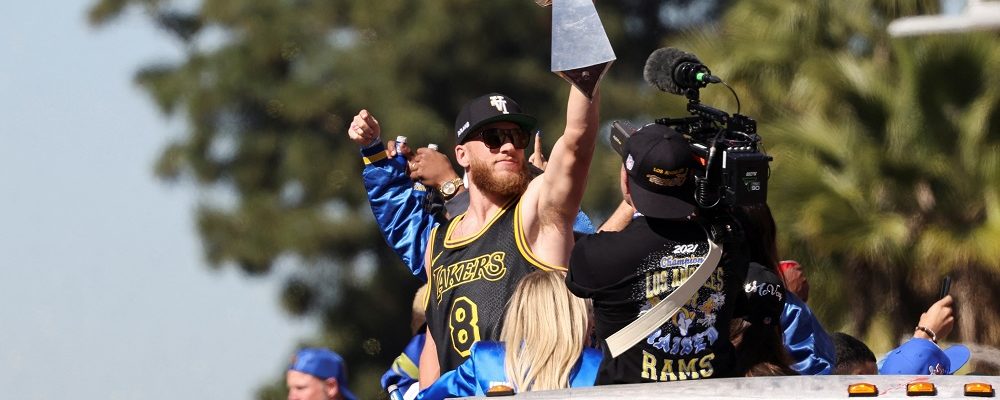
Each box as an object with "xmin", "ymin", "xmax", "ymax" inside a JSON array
[
  {"xmin": 289, "ymin": 348, "xmax": 358, "ymax": 400},
  {"xmin": 879, "ymin": 338, "xmax": 970, "ymax": 375}
]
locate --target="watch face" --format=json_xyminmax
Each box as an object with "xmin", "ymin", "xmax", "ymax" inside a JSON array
[{"xmin": 441, "ymin": 181, "xmax": 456, "ymax": 195}]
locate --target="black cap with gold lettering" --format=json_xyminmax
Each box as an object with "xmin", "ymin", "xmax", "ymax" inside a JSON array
[{"xmin": 617, "ymin": 124, "xmax": 698, "ymax": 220}]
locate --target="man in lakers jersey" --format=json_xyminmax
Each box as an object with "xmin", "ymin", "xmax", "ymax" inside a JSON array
[{"xmin": 416, "ymin": 87, "xmax": 600, "ymax": 386}]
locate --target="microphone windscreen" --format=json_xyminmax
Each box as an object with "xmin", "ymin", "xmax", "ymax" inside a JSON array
[{"xmin": 643, "ymin": 47, "xmax": 700, "ymax": 95}]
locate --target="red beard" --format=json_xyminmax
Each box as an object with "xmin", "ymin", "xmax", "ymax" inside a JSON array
[{"xmin": 469, "ymin": 157, "xmax": 530, "ymax": 199}]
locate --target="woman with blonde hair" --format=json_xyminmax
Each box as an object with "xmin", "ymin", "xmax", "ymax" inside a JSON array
[{"xmin": 418, "ymin": 271, "xmax": 600, "ymax": 399}]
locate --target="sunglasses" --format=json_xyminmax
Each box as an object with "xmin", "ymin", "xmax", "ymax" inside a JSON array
[{"xmin": 467, "ymin": 128, "xmax": 530, "ymax": 149}]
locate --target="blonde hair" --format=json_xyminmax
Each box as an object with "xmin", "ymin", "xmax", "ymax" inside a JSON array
[
  {"xmin": 411, "ymin": 284, "xmax": 428, "ymax": 334},
  {"xmin": 500, "ymin": 271, "xmax": 589, "ymax": 392}
]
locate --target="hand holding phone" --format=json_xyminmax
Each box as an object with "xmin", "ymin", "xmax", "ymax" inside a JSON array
[
  {"xmin": 938, "ymin": 276, "xmax": 952, "ymax": 300},
  {"xmin": 917, "ymin": 279, "xmax": 955, "ymax": 342}
]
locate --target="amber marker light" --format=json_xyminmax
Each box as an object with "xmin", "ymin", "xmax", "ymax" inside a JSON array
[
  {"xmin": 906, "ymin": 382, "xmax": 936, "ymax": 396},
  {"xmin": 965, "ymin": 382, "xmax": 995, "ymax": 397},
  {"xmin": 848, "ymin": 383, "xmax": 879, "ymax": 397},
  {"xmin": 485, "ymin": 385, "xmax": 515, "ymax": 397}
]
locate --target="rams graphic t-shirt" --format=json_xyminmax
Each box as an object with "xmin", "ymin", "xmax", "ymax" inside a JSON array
[{"xmin": 567, "ymin": 216, "xmax": 748, "ymax": 384}]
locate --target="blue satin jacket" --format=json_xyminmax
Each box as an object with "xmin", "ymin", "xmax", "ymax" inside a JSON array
[
  {"xmin": 361, "ymin": 141, "xmax": 439, "ymax": 280},
  {"xmin": 417, "ymin": 341, "xmax": 603, "ymax": 400},
  {"xmin": 781, "ymin": 292, "xmax": 836, "ymax": 375},
  {"xmin": 360, "ymin": 141, "xmax": 595, "ymax": 281},
  {"xmin": 380, "ymin": 332, "xmax": 424, "ymax": 396}
]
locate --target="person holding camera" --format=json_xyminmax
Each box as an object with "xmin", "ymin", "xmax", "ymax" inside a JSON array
[{"xmin": 566, "ymin": 123, "xmax": 749, "ymax": 384}]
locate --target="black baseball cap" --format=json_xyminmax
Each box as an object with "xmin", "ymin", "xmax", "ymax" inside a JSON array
[
  {"xmin": 454, "ymin": 93, "xmax": 537, "ymax": 144},
  {"xmin": 742, "ymin": 262, "xmax": 786, "ymax": 326},
  {"xmin": 616, "ymin": 123, "xmax": 698, "ymax": 219}
]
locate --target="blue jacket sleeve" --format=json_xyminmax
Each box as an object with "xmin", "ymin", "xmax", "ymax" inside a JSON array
[
  {"xmin": 781, "ymin": 292, "xmax": 836, "ymax": 375},
  {"xmin": 380, "ymin": 333, "xmax": 425, "ymax": 392},
  {"xmin": 568, "ymin": 347, "xmax": 603, "ymax": 387},
  {"xmin": 361, "ymin": 142, "xmax": 439, "ymax": 280}
]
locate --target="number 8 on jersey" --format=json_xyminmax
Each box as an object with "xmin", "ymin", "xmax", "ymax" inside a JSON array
[{"xmin": 449, "ymin": 297, "xmax": 481, "ymax": 357}]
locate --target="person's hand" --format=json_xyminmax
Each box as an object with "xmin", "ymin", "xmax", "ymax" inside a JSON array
[
  {"xmin": 779, "ymin": 260, "xmax": 810, "ymax": 303},
  {"xmin": 915, "ymin": 295, "xmax": 955, "ymax": 342},
  {"xmin": 409, "ymin": 147, "xmax": 459, "ymax": 189},
  {"xmin": 385, "ymin": 139, "xmax": 413, "ymax": 159},
  {"xmin": 528, "ymin": 131, "xmax": 547, "ymax": 171},
  {"xmin": 348, "ymin": 109, "xmax": 380, "ymax": 146}
]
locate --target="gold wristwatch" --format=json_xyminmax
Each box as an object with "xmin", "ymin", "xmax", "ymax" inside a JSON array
[{"xmin": 440, "ymin": 177, "xmax": 464, "ymax": 200}]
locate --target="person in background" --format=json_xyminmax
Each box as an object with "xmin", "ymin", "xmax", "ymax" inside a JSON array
[
  {"xmin": 778, "ymin": 260, "xmax": 809, "ymax": 303},
  {"xmin": 286, "ymin": 348, "xmax": 358, "ymax": 400},
  {"xmin": 879, "ymin": 337, "xmax": 970, "ymax": 375},
  {"xmin": 779, "ymin": 266, "xmax": 836, "ymax": 375},
  {"xmin": 418, "ymin": 271, "xmax": 601, "ymax": 399},
  {"xmin": 828, "ymin": 294, "xmax": 966, "ymax": 375},
  {"xmin": 729, "ymin": 263, "xmax": 797, "ymax": 376},
  {"xmin": 725, "ymin": 204, "xmax": 796, "ymax": 376},
  {"xmin": 732, "ymin": 205, "xmax": 835, "ymax": 375},
  {"xmin": 880, "ymin": 295, "xmax": 970, "ymax": 375},
  {"xmin": 831, "ymin": 332, "xmax": 877, "ymax": 375},
  {"xmin": 381, "ymin": 285, "xmax": 429, "ymax": 400}
]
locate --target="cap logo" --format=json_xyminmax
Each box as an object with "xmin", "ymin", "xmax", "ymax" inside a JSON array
[
  {"xmin": 457, "ymin": 121, "xmax": 471, "ymax": 136},
  {"xmin": 744, "ymin": 280, "xmax": 783, "ymax": 301},
  {"xmin": 646, "ymin": 168, "xmax": 688, "ymax": 187},
  {"xmin": 625, "ymin": 154, "xmax": 634, "ymax": 170},
  {"xmin": 489, "ymin": 96, "xmax": 509, "ymax": 114},
  {"xmin": 929, "ymin": 363, "xmax": 945, "ymax": 375}
]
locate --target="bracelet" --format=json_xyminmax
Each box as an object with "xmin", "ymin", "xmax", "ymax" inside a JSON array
[{"xmin": 915, "ymin": 326, "xmax": 938, "ymax": 343}]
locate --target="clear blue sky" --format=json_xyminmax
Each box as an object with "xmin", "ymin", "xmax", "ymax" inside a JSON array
[{"xmin": 0, "ymin": 1, "xmax": 314, "ymax": 399}]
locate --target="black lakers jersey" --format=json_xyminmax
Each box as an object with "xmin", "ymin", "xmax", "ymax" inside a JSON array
[{"xmin": 425, "ymin": 197, "xmax": 563, "ymax": 372}]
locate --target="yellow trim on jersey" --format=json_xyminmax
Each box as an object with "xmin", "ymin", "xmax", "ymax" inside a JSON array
[
  {"xmin": 512, "ymin": 200, "xmax": 567, "ymax": 272},
  {"xmin": 430, "ymin": 250, "xmax": 444, "ymax": 267},
  {"xmin": 362, "ymin": 151, "xmax": 388, "ymax": 165},
  {"xmin": 443, "ymin": 197, "xmax": 518, "ymax": 248},
  {"xmin": 423, "ymin": 225, "xmax": 439, "ymax": 311}
]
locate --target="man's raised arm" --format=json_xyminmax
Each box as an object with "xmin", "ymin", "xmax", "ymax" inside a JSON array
[
  {"xmin": 514, "ymin": 85, "xmax": 601, "ymax": 268},
  {"xmin": 534, "ymin": 86, "xmax": 600, "ymax": 224}
]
